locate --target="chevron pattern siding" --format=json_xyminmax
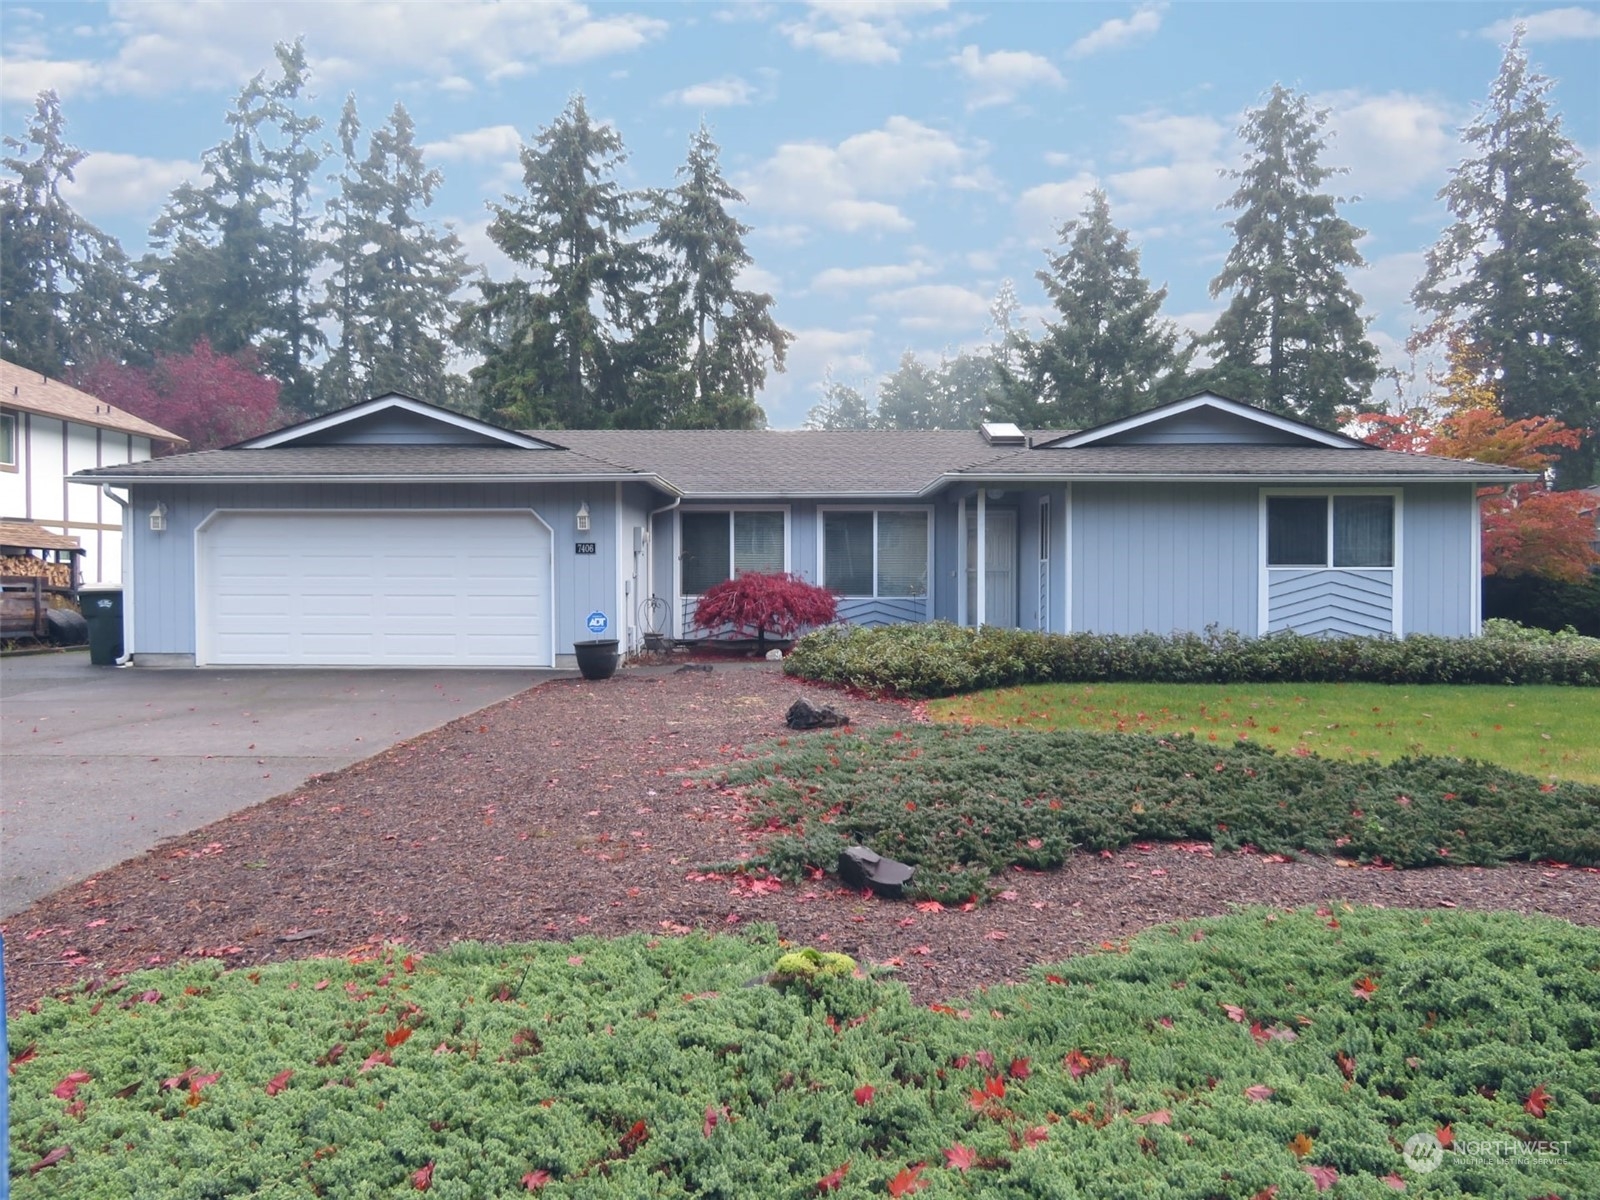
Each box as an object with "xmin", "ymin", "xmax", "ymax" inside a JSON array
[
  {"xmin": 1268, "ymin": 569, "xmax": 1394, "ymax": 638},
  {"xmin": 837, "ymin": 596, "xmax": 930, "ymax": 627}
]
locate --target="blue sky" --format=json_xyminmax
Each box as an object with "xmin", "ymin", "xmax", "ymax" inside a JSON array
[{"xmin": 3, "ymin": 2, "xmax": 1598, "ymax": 428}]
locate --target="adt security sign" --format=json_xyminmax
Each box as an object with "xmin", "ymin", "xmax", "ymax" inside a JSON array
[{"xmin": 585, "ymin": 611, "xmax": 609, "ymax": 636}]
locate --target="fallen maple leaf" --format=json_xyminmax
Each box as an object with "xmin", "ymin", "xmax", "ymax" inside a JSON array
[
  {"xmin": 522, "ymin": 1169, "xmax": 552, "ymax": 1191},
  {"xmin": 943, "ymin": 1143, "xmax": 977, "ymax": 1172},
  {"xmin": 1023, "ymin": 1125, "xmax": 1049, "ymax": 1147},
  {"xmin": 1132, "ymin": 1109, "xmax": 1172, "ymax": 1126},
  {"xmin": 29, "ymin": 1146, "xmax": 71, "ymax": 1175},
  {"xmin": 265, "ymin": 1070, "xmax": 293, "ymax": 1096},
  {"xmin": 1382, "ymin": 1173, "xmax": 1407, "ymax": 1191},
  {"xmin": 385, "ymin": 1026, "xmax": 413, "ymax": 1049},
  {"xmin": 1303, "ymin": 1164, "xmax": 1338, "ymax": 1192},
  {"xmin": 1008, "ymin": 1057, "xmax": 1031, "ymax": 1080},
  {"xmin": 853, "ymin": 1083, "xmax": 875, "ymax": 1106},
  {"xmin": 1436, "ymin": 1124, "xmax": 1454, "ymax": 1148},
  {"xmin": 1249, "ymin": 1189, "xmax": 1278, "ymax": 1200},
  {"xmin": 914, "ymin": 900, "xmax": 944, "ymax": 912},
  {"xmin": 618, "ymin": 1119, "xmax": 650, "ymax": 1157},
  {"xmin": 10, "ymin": 1043, "xmax": 38, "ymax": 1073},
  {"xmin": 1243, "ymin": 1084, "xmax": 1275, "ymax": 1103},
  {"xmin": 1352, "ymin": 976, "xmax": 1379, "ymax": 1000},
  {"xmin": 412, "ymin": 1162, "xmax": 434, "ymax": 1191},
  {"xmin": 1222, "ymin": 1003, "xmax": 1248, "ymax": 1022},
  {"xmin": 1524, "ymin": 1083, "xmax": 1552, "ymax": 1118},
  {"xmin": 359, "ymin": 1050, "xmax": 392, "ymax": 1073},
  {"xmin": 816, "ymin": 1161, "xmax": 850, "ymax": 1193},
  {"xmin": 887, "ymin": 1163, "xmax": 927, "ymax": 1196},
  {"xmin": 52, "ymin": 1071, "xmax": 91, "ymax": 1100},
  {"xmin": 1287, "ymin": 1133, "xmax": 1314, "ymax": 1158}
]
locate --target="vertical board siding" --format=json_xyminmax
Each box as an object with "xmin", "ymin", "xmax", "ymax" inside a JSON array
[
  {"xmin": 1071, "ymin": 482, "xmax": 1258, "ymax": 635},
  {"xmin": 1267, "ymin": 569, "xmax": 1393, "ymax": 637},
  {"xmin": 1402, "ymin": 483, "xmax": 1476, "ymax": 637},
  {"xmin": 127, "ymin": 482, "xmax": 616, "ymax": 659}
]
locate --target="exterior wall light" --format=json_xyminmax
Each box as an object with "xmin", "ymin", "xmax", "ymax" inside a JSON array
[
  {"xmin": 576, "ymin": 502, "xmax": 591, "ymax": 532},
  {"xmin": 148, "ymin": 502, "xmax": 168, "ymax": 532}
]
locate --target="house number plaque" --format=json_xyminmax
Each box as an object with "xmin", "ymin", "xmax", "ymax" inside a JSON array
[{"xmin": 574, "ymin": 542, "xmax": 597, "ymax": 555}]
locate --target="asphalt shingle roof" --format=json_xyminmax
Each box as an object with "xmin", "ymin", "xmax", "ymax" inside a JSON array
[
  {"xmin": 73, "ymin": 444, "xmax": 654, "ymax": 483},
  {"xmin": 2, "ymin": 359, "xmax": 187, "ymax": 445}
]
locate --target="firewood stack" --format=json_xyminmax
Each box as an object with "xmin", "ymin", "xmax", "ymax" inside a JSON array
[{"xmin": 1, "ymin": 555, "xmax": 74, "ymax": 588}]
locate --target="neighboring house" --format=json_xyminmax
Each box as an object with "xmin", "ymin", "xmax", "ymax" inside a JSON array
[
  {"xmin": 1578, "ymin": 486, "xmax": 1600, "ymax": 556},
  {"xmin": 2, "ymin": 358, "xmax": 187, "ymax": 586},
  {"xmin": 71, "ymin": 391, "xmax": 1534, "ymax": 669}
]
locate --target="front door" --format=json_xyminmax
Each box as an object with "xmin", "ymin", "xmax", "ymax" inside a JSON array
[{"xmin": 965, "ymin": 508, "xmax": 1018, "ymax": 627}]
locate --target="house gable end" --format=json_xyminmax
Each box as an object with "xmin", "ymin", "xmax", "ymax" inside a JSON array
[
  {"xmin": 1040, "ymin": 393, "xmax": 1364, "ymax": 450},
  {"xmin": 239, "ymin": 394, "xmax": 559, "ymax": 450}
]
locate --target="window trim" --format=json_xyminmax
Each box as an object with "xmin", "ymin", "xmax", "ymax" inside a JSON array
[
  {"xmin": 1258, "ymin": 487, "xmax": 1403, "ymax": 636},
  {"xmin": 817, "ymin": 505, "xmax": 934, "ymax": 600},
  {"xmin": 674, "ymin": 505, "xmax": 791, "ymax": 604},
  {"xmin": 0, "ymin": 410, "xmax": 17, "ymax": 471}
]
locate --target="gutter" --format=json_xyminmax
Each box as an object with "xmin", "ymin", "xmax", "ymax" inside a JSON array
[
  {"xmin": 644, "ymin": 495, "xmax": 681, "ymax": 632},
  {"xmin": 68, "ymin": 472, "xmax": 682, "ymax": 494},
  {"xmin": 913, "ymin": 470, "xmax": 1543, "ymax": 496},
  {"xmin": 99, "ymin": 485, "xmax": 134, "ymax": 665}
]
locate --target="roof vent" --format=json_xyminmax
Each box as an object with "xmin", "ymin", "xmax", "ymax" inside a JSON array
[{"xmin": 980, "ymin": 421, "xmax": 1026, "ymax": 445}]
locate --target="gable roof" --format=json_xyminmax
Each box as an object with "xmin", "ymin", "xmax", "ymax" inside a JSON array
[
  {"xmin": 1037, "ymin": 392, "xmax": 1366, "ymax": 449},
  {"xmin": 238, "ymin": 393, "xmax": 558, "ymax": 449},
  {"xmin": 1, "ymin": 359, "xmax": 188, "ymax": 445}
]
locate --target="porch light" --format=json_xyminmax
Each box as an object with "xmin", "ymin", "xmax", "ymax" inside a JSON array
[
  {"xmin": 576, "ymin": 502, "xmax": 590, "ymax": 532},
  {"xmin": 148, "ymin": 502, "xmax": 168, "ymax": 533}
]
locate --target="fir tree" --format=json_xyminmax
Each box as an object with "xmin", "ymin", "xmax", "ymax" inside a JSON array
[
  {"xmin": 1412, "ymin": 27, "xmax": 1600, "ymax": 489},
  {"xmin": 0, "ymin": 91, "xmax": 137, "ymax": 375},
  {"xmin": 1204, "ymin": 85, "xmax": 1379, "ymax": 427}
]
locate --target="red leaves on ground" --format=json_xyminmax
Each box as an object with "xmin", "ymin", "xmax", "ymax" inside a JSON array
[
  {"xmin": 52, "ymin": 1071, "xmax": 91, "ymax": 1100},
  {"xmin": 1351, "ymin": 976, "xmax": 1379, "ymax": 1001},
  {"xmin": 702, "ymin": 1104, "xmax": 732, "ymax": 1137},
  {"xmin": 1436, "ymin": 1124, "xmax": 1454, "ymax": 1148},
  {"xmin": 1524, "ymin": 1083, "xmax": 1552, "ymax": 1118},
  {"xmin": 1287, "ymin": 1133, "xmax": 1314, "ymax": 1159},
  {"xmin": 1303, "ymin": 1164, "xmax": 1339, "ymax": 1192},
  {"xmin": 914, "ymin": 900, "xmax": 945, "ymax": 913},
  {"xmin": 1132, "ymin": 1109, "xmax": 1172, "ymax": 1126},
  {"xmin": 943, "ymin": 1143, "xmax": 977, "ymax": 1172},
  {"xmin": 1382, "ymin": 1174, "xmax": 1407, "ymax": 1191},
  {"xmin": 1249, "ymin": 1189, "xmax": 1278, "ymax": 1200},
  {"xmin": 412, "ymin": 1162, "xmax": 434, "ymax": 1191},
  {"xmin": 317, "ymin": 1043, "xmax": 346, "ymax": 1067},
  {"xmin": 385, "ymin": 1025, "xmax": 413, "ymax": 1049},
  {"xmin": 1335, "ymin": 1051, "xmax": 1356, "ymax": 1081},
  {"xmin": 1244, "ymin": 1084, "xmax": 1275, "ymax": 1103},
  {"xmin": 1022, "ymin": 1125, "xmax": 1050, "ymax": 1147},
  {"xmin": 28, "ymin": 1146, "xmax": 70, "ymax": 1175},
  {"xmin": 1221, "ymin": 1003, "xmax": 1248, "ymax": 1023},
  {"xmin": 359, "ymin": 1050, "xmax": 392, "ymax": 1073},
  {"xmin": 853, "ymin": 1083, "xmax": 875, "ymax": 1106},
  {"xmin": 1007, "ymin": 1057, "xmax": 1031, "ymax": 1080},
  {"xmin": 816, "ymin": 1161, "xmax": 850, "ymax": 1193},
  {"xmin": 887, "ymin": 1163, "xmax": 928, "ymax": 1197},
  {"xmin": 265, "ymin": 1070, "xmax": 294, "ymax": 1096},
  {"xmin": 10, "ymin": 1043, "xmax": 38, "ymax": 1073},
  {"xmin": 522, "ymin": 1169, "xmax": 552, "ymax": 1191}
]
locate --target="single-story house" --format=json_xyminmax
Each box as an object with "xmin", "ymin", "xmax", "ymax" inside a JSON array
[
  {"xmin": 71, "ymin": 391, "xmax": 1534, "ymax": 669},
  {"xmin": 3, "ymin": 358, "xmax": 188, "ymax": 586}
]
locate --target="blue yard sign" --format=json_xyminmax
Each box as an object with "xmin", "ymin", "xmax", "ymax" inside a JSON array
[{"xmin": 585, "ymin": 611, "xmax": 609, "ymax": 636}]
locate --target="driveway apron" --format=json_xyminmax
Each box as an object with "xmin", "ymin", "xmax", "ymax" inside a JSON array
[{"xmin": 0, "ymin": 654, "xmax": 554, "ymax": 917}]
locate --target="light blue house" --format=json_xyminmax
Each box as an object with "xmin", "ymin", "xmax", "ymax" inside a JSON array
[{"xmin": 74, "ymin": 391, "xmax": 1532, "ymax": 668}]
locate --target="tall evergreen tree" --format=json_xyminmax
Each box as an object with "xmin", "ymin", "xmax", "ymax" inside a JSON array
[
  {"xmin": 146, "ymin": 40, "xmax": 326, "ymax": 412},
  {"xmin": 0, "ymin": 91, "xmax": 137, "ymax": 375},
  {"xmin": 803, "ymin": 372, "xmax": 876, "ymax": 430},
  {"xmin": 874, "ymin": 351, "xmax": 999, "ymax": 429},
  {"xmin": 1016, "ymin": 189, "xmax": 1189, "ymax": 428},
  {"xmin": 1412, "ymin": 28, "xmax": 1600, "ymax": 489},
  {"xmin": 653, "ymin": 124, "xmax": 791, "ymax": 428},
  {"xmin": 1204, "ymin": 85, "xmax": 1379, "ymax": 428},
  {"xmin": 459, "ymin": 94, "xmax": 657, "ymax": 428},
  {"xmin": 318, "ymin": 100, "xmax": 470, "ymax": 408}
]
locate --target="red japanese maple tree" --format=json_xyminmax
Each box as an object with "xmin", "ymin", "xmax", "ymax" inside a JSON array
[{"xmin": 691, "ymin": 571, "xmax": 837, "ymax": 651}]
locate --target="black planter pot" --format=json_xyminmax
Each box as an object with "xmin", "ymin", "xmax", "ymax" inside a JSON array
[{"xmin": 573, "ymin": 639, "xmax": 620, "ymax": 680}]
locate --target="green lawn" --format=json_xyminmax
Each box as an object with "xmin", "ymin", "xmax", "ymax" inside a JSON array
[
  {"xmin": 931, "ymin": 682, "xmax": 1600, "ymax": 783},
  {"xmin": 8, "ymin": 911, "xmax": 1598, "ymax": 1198}
]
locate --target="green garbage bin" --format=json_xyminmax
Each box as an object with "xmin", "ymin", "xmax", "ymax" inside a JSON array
[{"xmin": 80, "ymin": 585, "xmax": 124, "ymax": 666}]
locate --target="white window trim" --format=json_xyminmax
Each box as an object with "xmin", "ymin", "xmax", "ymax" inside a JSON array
[
  {"xmin": 674, "ymin": 506, "xmax": 792, "ymax": 630},
  {"xmin": 0, "ymin": 410, "xmax": 17, "ymax": 470},
  {"xmin": 1258, "ymin": 487, "xmax": 1403, "ymax": 636},
  {"xmin": 816, "ymin": 505, "xmax": 935, "ymax": 600}
]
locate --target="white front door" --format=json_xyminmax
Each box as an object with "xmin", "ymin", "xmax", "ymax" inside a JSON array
[
  {"xmin": 965, "ymin": 508, "xmax": 1018, "ymax": 627},
  {"xmin": 197, "ymin": 510, "xmax": 553, "ymax": 666}
]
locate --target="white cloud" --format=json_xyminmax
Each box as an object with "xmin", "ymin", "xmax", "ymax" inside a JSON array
[
  {"xmin": 666, "ymin": 76, "xmax": 756, "ymax": 107},
  {"xmin": 3, "ymin": 1, "xmax": 668, "ymax": 100},
  {"xmin": 741, "ymin": 116, "xmax": 974, "ymax": 234},
  {"xmin": 950, "ymin": 45, "xmax": 1064, "ymax": 109},
  {"xmin": 444, "ymin": 215, "xmax": 519, "ymax": 284},
  {"xmin": 60, "ymin": 151, "xmax": 197, "ymax": 221},
  {"xmin": 1068, "ymin": 3, "xmax": 1164, "ymax": 58},
  {"xmin": 1118, "ymin": 112, "xmax": 1228, "ymax": 164},
  {"xmin": 812, "ymin": 261, "xmax": 935, "ymax": 291},
  {"xmin": 1353, "ymin": 249, "xmax": 1427, "ymax": 327},
  {"xmin": 1015, "ymin": 173, "xmax": 1101, "ymax": 236},
  {"xmin": 1100, "ymin": 111, "xmax": 1231, "ymax": 222},
  {"xmin": 736, "ymin": 264, "xmax": 784, "ymax": 296},
  {"xmin": 871, "ymin": 283, "xmax": 992, "ymax": 331},
  {"xmin": 780, "ymin": 0, "xmax": 952, "ymax": 64},
  {"xmin": 758, "ymin": 324, "xmax": 877, "ymax": 428},
  {"xmin": 1481, "ymin": 7, "xmax": 1600, "ymax": 42},
  {"xmin": 423, "ymin": 125, "xmax": 524, "ymax": 163},
  {"xmin": 1319, "ymin": 90, "xmax": 1456, "ymax": 200}
]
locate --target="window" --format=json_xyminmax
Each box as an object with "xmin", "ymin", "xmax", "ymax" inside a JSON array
[
  {"xmin": 681, "ymin": 510, "xmax": 785, "ymax": 593},
  {"xmin": 1267, "ymin": 495, "xmax": 1394, "ymax": 568},
  {"xmin": 823, "ymin": 509, "xmax": 929, "ymax": 597},
  {"xmin": 0, "ymin": 411, "xmax": 15, "ymax": 468}
]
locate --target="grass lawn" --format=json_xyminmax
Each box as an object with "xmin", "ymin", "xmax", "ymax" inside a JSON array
[
  {"xmin": 931, "ymin": 682, "xmax": 1600, "ymax": 784},
  {"xmin": 8, "ymin": 910, "xmax": 1597, "ymax": 1198}
]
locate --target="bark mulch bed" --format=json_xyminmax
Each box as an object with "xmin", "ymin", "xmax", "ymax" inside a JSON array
[{"xmin": 6, "ymin": 663, "xmax": 1600, "ymax": 1013}]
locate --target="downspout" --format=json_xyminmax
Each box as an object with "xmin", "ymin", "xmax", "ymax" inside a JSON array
[
  {"xmin": 646, "ymin": 495, "xmax": 682, "ymax": 638},
  {"xmin": 101, "ymin": 484, "xmax": 134, "ymax": 665}
]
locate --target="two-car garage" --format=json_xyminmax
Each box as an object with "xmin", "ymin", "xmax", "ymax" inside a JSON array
[{"xmin": 196, "ymin": 510, "xmax": 553, "ymax": 667}]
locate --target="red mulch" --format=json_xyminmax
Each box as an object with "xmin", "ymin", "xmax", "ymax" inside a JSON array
[{"xmin": 5, "ymin": 663, "xmax": 1599, "ymax": 1012}]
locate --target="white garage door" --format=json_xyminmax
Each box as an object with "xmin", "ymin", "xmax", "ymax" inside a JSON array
[{"xmin": 198, "ymin": 510, "xmax": 552, "ymax": 666}]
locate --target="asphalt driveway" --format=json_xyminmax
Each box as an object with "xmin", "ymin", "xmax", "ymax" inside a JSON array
[{"xmin": 0, "ymin": 653, "xmax": 559, "ymax": 918}]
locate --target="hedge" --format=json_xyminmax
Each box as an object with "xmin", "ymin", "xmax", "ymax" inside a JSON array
[{"xmin": 782, "ymin": 622, "xmax": 1600, "ymax": 698}]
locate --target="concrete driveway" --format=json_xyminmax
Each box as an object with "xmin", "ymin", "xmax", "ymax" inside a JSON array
[{"xmin": 1, "ymin": 653, "xmax": 560, "ymax": 918}]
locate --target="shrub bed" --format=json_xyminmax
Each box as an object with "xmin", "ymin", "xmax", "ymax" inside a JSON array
[
  {"xmin": 8, "ymin": 911, "xmax": 1597, "ymax": 1198},
  {"xmin": 715, "ymin": 726, "xmax": 1600, "ymax": 898},
  {"xmin": 783, "ymin": 622, "xmax": 1600, "ymax": 698}
]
